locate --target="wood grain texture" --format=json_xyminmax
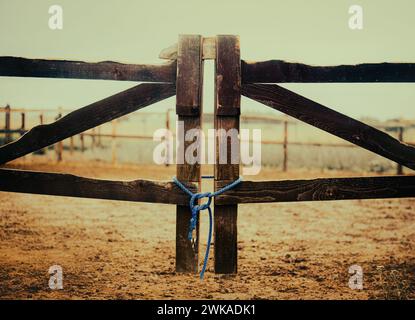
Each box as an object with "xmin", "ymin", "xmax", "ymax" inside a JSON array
[
  {"xmin": 176, "ymin": 35, "xmax": 203, "ymax": 116},
  {"xmin": 214, "ymin": 118, "xmax": 240, "ymax": 180},
  {"xmin": 202, "ymin": 37, "xmax": 216, "ymax": 60},
  {"xmin": 242, "ymin": 84, "xmax": 415, "ymax": 170},
  {"xmin": 0, "ymin": 57, "xmax": 176, "ymax": 83},
  {"xmin": 242, "ymin": 60, "xmax": 415, "ymax": 83},
  {"xmin": 176, "ymin": 117, "xmax": 202, "ymax": 273},
  {"xmin": 214, "ymin": 35, "xmax": 240, "ymax": 274},
  {"xmin": 0, "ymin": 168, "xmax": 196, "ymax": 205},
  {"xmin": 216, "ymin": 36, "xmax": 241, "ymax": 116},
  {"xmin": 0, "ymin": 83, "xmax": 175, "ymax": 164},
  {"xmin": 215, "ymin": 176, "xmax": 415, "ymax": 204},
  {"xmin": 175, "ymin": 35, "xmax": 203, "ymax": 273}
]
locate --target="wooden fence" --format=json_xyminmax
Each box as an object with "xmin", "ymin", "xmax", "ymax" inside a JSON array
[
  {"xmin": 1, "ymin": 106, "xmax": 413, "ymax": 172},
  {"xmin": 0, "ymin": 106, "xmax": 173, "ymax": 164},
  {"xmin": 0, "ymin": 34, "xmax": 415, "ymax": 275}
]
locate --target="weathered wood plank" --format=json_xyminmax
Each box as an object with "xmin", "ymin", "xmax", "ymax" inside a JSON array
[
  {"xmin": 216, "ymin": 37, "xmax": 241, "ymax": 117},
  {"xmin": 0, "ymin": 83, "xmax": 175, "ymax": 164},
  {"xmin": 176, "ymin": 35, "xmax": 203, "ymax": 273},
  {"xmin": 0, "ymin": 57, "xmax": 176, "ymax": 83},
  {"xmin": 242, "ymin": 84, "xmax": 415, "ymax": 170},
  {"xmin": 242, "ymin": 60, "xmax": 415, "ymax": 83},
  {"xmin": 0, "ymin": 168, "xmax": 196, "ymax": 205},
  {"xmin": 202, "ymin": 37, "xmax": 216, "ymax": 60},
  {"xmin": 159, "ymin": 37, "xmax": 216, "ymax": 61},
  {"xmin": 215, "ymin": 176, "xmax": 415, "ymax": 204},
  {"xmin": 176, "ymin": 35, "xmax": 204, "ymax": 116},
  {"xmin": 214, "ymin": 35, "xmax": 240, "ymax": 274}
]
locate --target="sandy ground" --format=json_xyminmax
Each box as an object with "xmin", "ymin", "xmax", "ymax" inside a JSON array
[{"xmin": 0, "ymin": 160, "xmax": 414, "ymax": 300}]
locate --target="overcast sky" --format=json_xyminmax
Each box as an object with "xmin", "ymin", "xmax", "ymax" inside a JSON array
[{"xmin": 0, "ymin": 0, "xmax": 414, "ymax": 120}]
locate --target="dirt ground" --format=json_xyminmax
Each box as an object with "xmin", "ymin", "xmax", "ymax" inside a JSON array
[{"xmin": 0, "ymin": 159, "xmax": 414, "ymax": 300}]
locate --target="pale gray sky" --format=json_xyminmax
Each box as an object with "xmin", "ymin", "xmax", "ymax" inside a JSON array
[{"xmin": 0, "ymin": 0, "xmax": 414, "ymax": 120}]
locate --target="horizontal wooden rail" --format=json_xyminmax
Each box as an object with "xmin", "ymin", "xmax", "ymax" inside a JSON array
[
  {"xmin": 2, "ymin": 131, "xmax": 405, "ymax": 150},
  {"xmin": 0, "ymin": 168, "xmax": 195, "ymax": 205},
  {"xmin": 215, "ymin": 175, "xmax": 415, "ymax": 204},
  {"xmin": 0, "ymin": 83, "xmax": 175, "ymax": 164},
  {"xmin": 81, "ymin": 133, "xmax": 154, "ymax": 140},
  {"xmin": 259, "ymin": 140, "xmax": 356, "ymax": 147},
  {"xmin": 1, "ymin": 168, "xmax": 414, "ymax": 207},
  {"xmin": 240, "ymin": 114, "xmax": 294, "ymax": 123},
  {"xmin": 0, "ymin": 129, "xmax": 26, "ymax": 134},
  {"xmin": 242, "ymin": 84, "xmax": 415, "ymax": 170},
  {"xmin": 0, "ymin": 131, "xmax": 362, "ymax": 148},
  {"xmin": 0, "ymin": 108, "xmax": 71, "ymax": 113},
  {"xmin": 0, "ymin": 57, "xmax": 176, "ymax": 83},
  {"xmin": 0, "ymin": 107, "xmax": 173, "ymax": 116},
  {"xmin": 242, "ymin": 60, "xmax": 415, "ymax": 83},
  {"xmin": 2, "ymin": 106, "xmax": 413, "ymax": 130}
]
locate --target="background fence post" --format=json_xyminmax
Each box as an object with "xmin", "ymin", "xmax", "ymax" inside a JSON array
[
  {"xmin": 111, "ymin": 120, "xmax": 117, "ymax": 165},
  {"xmin": 283, "ymin": 120, "xmax": 288, "ymax": 172},
  {"xmin": 80, "ymin": 133, "xmax": 85, "ymax": 152},
  {"xmin": 175, "ymin": 34, "xmax": 203, "ymax": 273},
  {"xmin": 98, "ymin": 125, "xmax": 102, "ymax": 147},
  {"xmin": 20, "ymin": 111, "xmax": 26, "ymax": 161},
  {"xmin": 70, "ymin": 136, "xmax": 74, "ymax": 155},
  {"xmin": 55, "ymin": 113, "xmax": 63, "ymax": 162},
  {"xmin": 91, "ymin": 128, "xmax": 96, "ymax": 150},
  {"xmin": 5, "ymin": 104, "xmax": 11, "ymax": 144},
  {"xmin": 214, "ymin": 35, "xmax": 241, "ymax": 274},
  {"xmin": 397, "ymin": 126, "xmax": 404, "ymax": 175},
  {"xmin": 20, "ymin": 112, "xmax": 25, "ymax": 136}
]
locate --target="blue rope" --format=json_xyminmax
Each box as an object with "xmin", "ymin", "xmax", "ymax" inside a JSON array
[{"xmin": 173, "ymin": 176, "xmax": 242, "ymax": 279}]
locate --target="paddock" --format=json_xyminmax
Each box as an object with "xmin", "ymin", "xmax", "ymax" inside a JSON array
[
  {"xmin": 1, "ymin": 34, "xmax": 415, "ymax": 299},
  {"xmin": 0, "ymin": 160, "xmax": 414, "ymax": 299}
]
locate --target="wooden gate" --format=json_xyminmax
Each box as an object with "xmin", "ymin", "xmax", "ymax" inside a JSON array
[{"xmin": 1, "ymin": 34, "xmax": 415, "ymax": 275}]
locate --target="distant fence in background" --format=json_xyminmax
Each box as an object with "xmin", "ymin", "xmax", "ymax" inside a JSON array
[
  {"xmin": 1, "ymin": 104, "xmax": 414, "ymax": 173},
  {"xmin": 0, "ymin": 105, "xmax": 171, "ymax": 165}
]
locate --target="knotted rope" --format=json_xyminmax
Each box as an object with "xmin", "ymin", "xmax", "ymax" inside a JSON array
[{"xmin": 173, "ymin": 176, "xmax": 242, "ymax": 279}]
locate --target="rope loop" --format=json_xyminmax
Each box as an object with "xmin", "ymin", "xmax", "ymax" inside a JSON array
[
  {"xmin": 173, "ymin": 176, "xmax": 242, "ymax": 279},
  {"xmin": 190, "ymin": 192, "xmax": 212, "ymax": 211}
]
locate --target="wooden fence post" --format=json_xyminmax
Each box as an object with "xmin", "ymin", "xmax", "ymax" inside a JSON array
[
  {"xmin": 283, "ymin": 120, "xmax": 288, "ymax": 172},
  {"xmin": 70, "ymin": 136, "xmax": 74, "ymax": 155},
  {"xmin": 214, "ymin": 35, "xmax": 241, "ymax": 274},
  {"xmin": 175, "ymin": 35, "xmax": 203, "ymax": 273},
  {"xmin": 111, "ymin": 120, "xmax": 117, "ymax": 165},
  {"xmin": 80, "ymin": 133, "xmax": 85, "ymax": 152},
  {"xmin": 5, "ymin": 105, "xmax": 11, "ymax": 144},
  {"xmin": 20, "ymin": 112, "xmax": 26, "ymax": 135},
  {"xmin": 98, "ymin": 126, "xmax": 102, "ymax": 147},
  {"xmin": 55, "ymin": 113, "xmax": 63, "ymax": 162},
  {"xmin": 397, "ymin": 127, "xmax": 404, "ymax": 175},
  {"xmin": 20, "ymin": 111, "xmax": 26, "ymax": 161},
  {"xmin": 38, "ymin": 113, "xmax": 45, "ymax": 155},
  {"xmin": 91, "ymin": 128, "xmax": 96, "ymax": 150}
]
